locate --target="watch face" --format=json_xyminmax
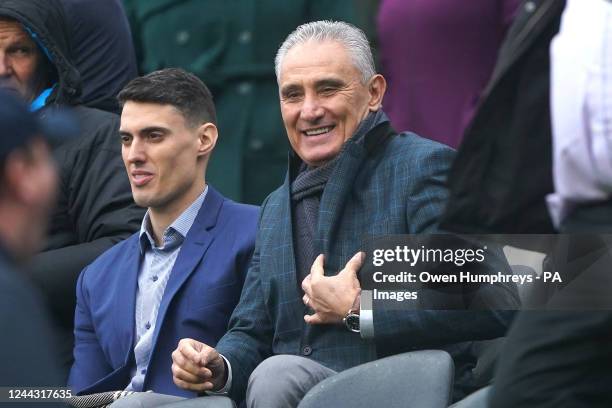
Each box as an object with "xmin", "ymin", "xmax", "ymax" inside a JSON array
[{"xmin": 345, "ymin": 313, "xmax": 360, "ymax": 333}]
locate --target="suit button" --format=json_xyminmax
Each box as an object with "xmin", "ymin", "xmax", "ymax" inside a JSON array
[
  {"xmin": 524, "ymin": 1, "xmax": 536, "ymax": 13},
  {"xmin": 302, "ymin": 345, "xmax": 312, "ymax": 356}
]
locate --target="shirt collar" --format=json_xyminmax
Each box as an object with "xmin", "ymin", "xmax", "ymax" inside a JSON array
[{"xmin": 138, "ymin": 186, "xmax": 208, "ymax": 254}]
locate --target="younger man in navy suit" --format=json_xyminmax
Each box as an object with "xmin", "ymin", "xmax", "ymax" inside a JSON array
[{"xmin": 68, "ymin": 69, "xmax": 258, "ymax": 404}]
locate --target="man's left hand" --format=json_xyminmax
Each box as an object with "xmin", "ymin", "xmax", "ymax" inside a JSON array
[{"xmin": 302, "ymin": 252, "xmax": 364, "ymax": 325}]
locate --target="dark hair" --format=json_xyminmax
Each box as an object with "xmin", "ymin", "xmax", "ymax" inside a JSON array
[{"xmin": 117, "ymin": 68, "xmax": 216, "ymax": 127}]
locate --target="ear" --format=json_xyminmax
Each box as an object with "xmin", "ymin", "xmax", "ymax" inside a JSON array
[
  {"xmin": 196, "ymin": 122, "xmax": 218, "ymax": 158},
  {"xmin": 367, "ymin": 74, "xmax": 387, "ymax": 112}
]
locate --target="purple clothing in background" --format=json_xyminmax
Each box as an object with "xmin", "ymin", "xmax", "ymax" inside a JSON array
[{"xmin": 377, "ymin": 0, "xmax": 520, "ymax": 148}]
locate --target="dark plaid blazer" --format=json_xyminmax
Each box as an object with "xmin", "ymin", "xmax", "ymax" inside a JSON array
[{"xmin": 216, "ymin": 118, "xmax": 513, "ymax": 403}]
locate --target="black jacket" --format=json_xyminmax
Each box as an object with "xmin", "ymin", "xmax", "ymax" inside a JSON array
[
  {"xmin": 440, "ymin": 0, "xmax": 565, "ymax": 235},
  {"xmin": 60, "ymin": 0, "xmax": 138, "ymax": 113},
  {"xmin": 0, "ymin": 0, "xmax": 144, "ymax": 331}
]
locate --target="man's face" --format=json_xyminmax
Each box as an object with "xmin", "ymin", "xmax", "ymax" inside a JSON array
[
  {"xmin": 120, "ymin": 102, "xmax": 207, "ymax": 215},
  {"xmin": 0, "ymin": 18, "xmax": 48, "ymax": 102},
  {"xmin": 279, "ymin": 40, "xmax": 378, "ymax": 167},
  {"xmin": 15, "ymin": 138, "xmax": 58, "ymax": 257}
]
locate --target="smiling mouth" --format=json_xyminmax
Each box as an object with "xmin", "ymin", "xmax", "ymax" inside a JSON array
[{"xmin": 303, "ymin": 126, "xmax": 334, "ymax": 136}]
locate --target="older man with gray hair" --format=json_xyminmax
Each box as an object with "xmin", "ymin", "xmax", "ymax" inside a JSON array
[{"xmin": 169, "ymin": 20, "xmax": 514, "ymax": 408}]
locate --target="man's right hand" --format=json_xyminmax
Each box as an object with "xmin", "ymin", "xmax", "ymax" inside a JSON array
[{"xmin": 171, "ymin": 338, "xmax": 227, "ymax": 392}]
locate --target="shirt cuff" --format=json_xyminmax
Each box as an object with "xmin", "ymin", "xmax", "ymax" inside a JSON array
[
  {"xmin": 360, "ymin": 289, "xmax": 374, "ymax": 339},
  {"xmin": 205, "ymin": 354, "xmax": 232, "ymax": 395}
]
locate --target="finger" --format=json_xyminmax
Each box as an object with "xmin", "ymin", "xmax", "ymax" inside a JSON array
[
  {"xmin": 304, "ymin": 312, "xmax": 325, "ymax": 325},
  {"xmin": 301, "ymin": 273, "xmax": 312, "ymax": 294},
  {"xmin": 310, "ymin": 254, "xmax": 325, "ymax": 278},
  {"xmin": 198, "ymin": 347, "xmax": 220, "ymax": 368},
  {"xmin": 304, "ymin": 296, "xmax": 324, "ymax": 313},
  {"xmin": 341, "ymin": 251, "xmax": 365, "ymax": 276},
  {"xmin": 178, "ymin": 338, "xmax": 202, "ymax": 353},
  {"xmin": 172, "ymin": 349, "xmax": 204, "ymax": 376},
  {"xmin": 178, "ymin": 339, "xmax": 203, "ymax": 364},
  {"xmin": 173, "ymin": 377, "xmax": 213, "ymax": 392},
  {"xmin": 172, "ymin": 363, "xmax": 206, "ymax": 384},
  {"xmin": 302, "ymin": 294, "xmax": 310, "ymax": 306}
]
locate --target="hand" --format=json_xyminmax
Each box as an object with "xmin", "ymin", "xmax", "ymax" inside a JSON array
[
  {"xmin": 302, "ymin": 252, "xmax": 364, "ymax": 325},
  {"xmin": 171, "ymin": 338, "xmax": 227, "ymax": 392}
]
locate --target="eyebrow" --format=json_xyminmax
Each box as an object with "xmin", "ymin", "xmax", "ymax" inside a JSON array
[
  {"xmin": 119, "ymin": 126, "xmax": 170, "ymax": 136},
  {"xmin": 314, "ymin": 78, "xmax": 346, "ymax": 89},
  {"xmin": 280, "ymin": 84, "xmax": 301, "ymax": 96}
]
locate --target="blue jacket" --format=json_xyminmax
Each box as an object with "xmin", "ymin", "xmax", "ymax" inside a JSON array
[{"xmin": 68, "ymin": 187, "xmax": 258, "ymax": 397}]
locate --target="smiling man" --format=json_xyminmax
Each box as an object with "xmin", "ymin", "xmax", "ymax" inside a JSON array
[
  {"xmin": 68, "ymin": 68, "xmax": 258, "ymax": 404},
  {"xmin": 165, "ymin": 21, "xmax": 515, "ymax": 408}
]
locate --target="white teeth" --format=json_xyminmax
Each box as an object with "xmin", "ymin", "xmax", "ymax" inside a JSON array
[{"xmin": 305, "ymin": 127, "xmax": 332, "ymax": 136}]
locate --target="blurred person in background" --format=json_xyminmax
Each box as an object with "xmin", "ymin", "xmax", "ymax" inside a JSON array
[
  {"xmin": 0, "ymin": 90, "xmax": 67, "ymax": 407},
  {"xmin": 123, "ymin": 0, "xmax": 371, "ymax": 205},
  {"xmin": 0, "ymin": 0, "xmax": 145, "ymax": 377},
  {"xmin": 60, "ymin": 0, "xmax": 138, "ymax": 113},
  {"xmin": 489, "ymin": 2, "xmax": 612, "ymax": 406},
  {"xmin": 376, "ymin": 0, "xmax": 521, "ymax": 149},
  {"xmin": 440, "ymin": 0, "xmax": 565, "ymax": 235},
  {"xmin": 547, "ymin": 0, "xmax": 612, "ymax": 232}
]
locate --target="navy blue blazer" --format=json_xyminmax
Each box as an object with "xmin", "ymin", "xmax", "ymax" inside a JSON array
[{"xmin": 68, "ymin": 186, "xmax": 258, "ymax": 397}]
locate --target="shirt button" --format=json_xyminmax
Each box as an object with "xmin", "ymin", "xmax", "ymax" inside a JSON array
[
  {"xmin": 176, "ymin": 30, "xmax": 190, "ymax": 45},
  {"xmin": 152, "ymin": 276, "xmax": 158, "ymax": 282},
  {"xmin": 141, "ymin": 369, "xmax": 147, "ymax": 375},
  {"xmin": 524, "ymin": 1, "xmax": 536, "ymax": 13},
  {"xmin": 145, "ymin": 322, "xmax": 151, "ymax": 330},
  {"xmin": 238, "ymin": 30, "xmax": 252, "ymax": 44},
  {"xmin": 237, "ymin": 81, "xmax": 253, "ymax": 95},
  {"xmin": 302, "ymin": 345, "xmax": 312, "ymax": 356}
]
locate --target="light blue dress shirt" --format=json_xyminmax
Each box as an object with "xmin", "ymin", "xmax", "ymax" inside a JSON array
[{"xmin": 126, "ymin": 187, "xmax": 208, "ymax": 391}]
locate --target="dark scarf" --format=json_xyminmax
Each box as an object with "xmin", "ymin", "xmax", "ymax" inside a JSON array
[{"xmin": 290, "ymin": 110, "xmax": 384, "ymax": 286}]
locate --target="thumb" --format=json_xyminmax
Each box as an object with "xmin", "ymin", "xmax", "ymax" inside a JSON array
[
  {"xmin": 310, "ymin": 254, "xmax": 325, "ymax": 277},
  {"xmin": 341, "ymin": 251, "xmax": 365, "ymax": 276}
]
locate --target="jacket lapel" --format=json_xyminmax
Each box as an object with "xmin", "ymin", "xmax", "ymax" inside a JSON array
[
  {"xmin": 278, "ymin": 165, "xmax": 301, "ymax": 294},
  {"xmin": 316, "ymin": 121, "xmax": 393, "ymax": 274},
  {"xmin": 149, "ymin": 186, "xmax": 223, "ymax": 347},
  {"xmin": 114, "ymin": 236, "xmax": 141, "ymax": 365},
  {"xmin": 316, "ymin": 141, "xmax": 365, "ymax": 275}
]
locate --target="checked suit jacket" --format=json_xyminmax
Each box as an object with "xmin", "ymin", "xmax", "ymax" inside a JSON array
[
  {"xmin": 216, "ymin": 115, "xmax": 517, "ymax": 404},
  {"xmin": 68, "ymin": 186, "xmax": 258, "ymax": 397}
]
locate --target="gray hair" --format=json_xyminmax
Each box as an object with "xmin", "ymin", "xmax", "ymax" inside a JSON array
[{"xmin": 274, "ymin": 20, "xmax": 375, "ymax": 84}]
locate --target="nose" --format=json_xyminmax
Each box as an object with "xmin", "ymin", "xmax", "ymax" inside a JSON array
[
  {"xmin": 0, "ymin": 52, "xmax": 11, "ymax": 77},
  {"xmin": 123, "ymin": 137, "xmax": 146, "ymax": 165},
  {"xmin": 300, "ymin": 92, "xmax": 324, "ymax": 123}
]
